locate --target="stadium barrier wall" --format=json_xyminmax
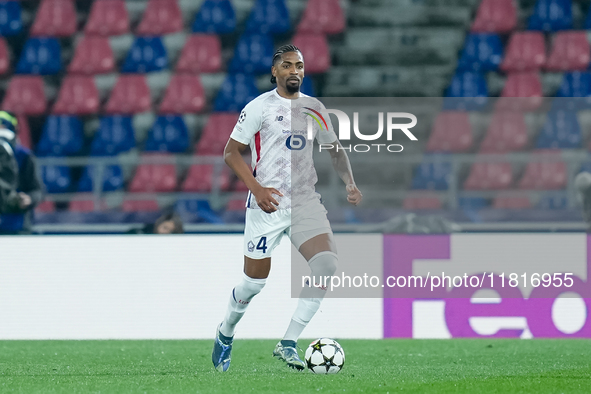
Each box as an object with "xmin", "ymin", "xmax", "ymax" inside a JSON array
[{"xmin": 0, "ymin": 234, "xmax": 587, "ymax": 339}]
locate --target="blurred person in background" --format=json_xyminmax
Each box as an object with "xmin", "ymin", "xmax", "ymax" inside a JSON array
[
  {"xmin": 127, "ymin": 209, "xmax": 184, "ymax": 234},
  {"xmin": 0, "ymin": 111, "xmax": 43, "ymax": 234}
]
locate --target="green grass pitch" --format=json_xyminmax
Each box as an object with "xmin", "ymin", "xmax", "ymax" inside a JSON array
[{"xmin": 0, "ymin": 339, "xmax": 589, "ymax": 393}]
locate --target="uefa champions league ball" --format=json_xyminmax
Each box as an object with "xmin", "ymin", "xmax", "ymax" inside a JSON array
[{"xmin": 304, "ymin": 338, "xmax": 345, "ymax": 374}]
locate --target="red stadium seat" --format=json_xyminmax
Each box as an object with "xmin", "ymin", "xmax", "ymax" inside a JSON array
[
  {"xmin": 498, "ymin": 72, "xmax": 543, "ymax": 111},
  {"xmin": 292, "ymin": 33, "xmax": 331, "ymax": 74},
  {"xmin": 500, "ymin": 32, "xmax": 546, "ymax": 72},
  {"xmin": 403, "ymin": 195, "xmax": 443, "ymax": 210},
  {"xmin": 158, "ymin": 74, "xmax": 206, "ymax": 114},
  {"xmin": 137, "ymin": 0, "xmax": 183, "ymax": 35},
  {"xmin": 84, "ymin": 0, "xmax": 130, "ymax": 36},
  {"xmin": 464, "ymin": 162, "xmax": 513, "ymax": 190},
  {"xmin": 2, "ymin": 76, "xmax": 46, "ymax": 115},
  {"xmin": 297, "ymin": 0, "xmax": 345, "ymax": 35},
  {"xmin": 0, "ymin": 38, "xmax": 9, "ymax": 75},
  {"xmin": 227, "ymin": 198, "xmax": 246, "ymax": 211},
  {"xmin": 30, "ymin": 0, "xmax": 77, "ymax": 37},
  {"xmin": 195, "ymin": 113, "xmax": 239, "ymax": 155},
  {"xmin": 53, "ymin": 76, "xmax": 100, "ymax": 115},
  {"xmin": 181, "ymin": 164, "xmax": 230, "ymax": 192},
  {"xmin": 234, "ymin": 180, "xmax": 249, "ymax": 192},
  {"xmin": 16, "ymin": 115, "xmax": 31, "ymax": 150},
  {"xmin": 68, "ymin": 36, "xmax": 115, "ymax": 74},
  {"xmin": 493, "ymin": 195, "xmax": 532, "ymax": 209},
  {"xmin": 129, "ymin": 155, "xmax": 177, "ymax": 193},
  {"xmin": 471, "ymin": 0, "xmax": 517, "ymax": 33},
  {"xmin": 176, "ymin": 34, "xmax": 222, "ymax": 73},
  {"xmin": 35, "ymin": 200, "xmax": 56, "ymax": 213},
  {"xmin": 480, "ymin": 111, "xmax": 529, "ymax": 153},
  {"xmin": 122, "ymin": 199, "xmax": 160, "ymax": 212},
  {"xmin": 426, "ymin": 112, "xmax": 473, "ymax": 153},
  {"xmin": 104, "ymin": 75, "xmax": 151, "ymax": 114},
  {"xmin": 545, "ymin": 31, "xmax": 591, "ymax": 72},
  {"xmin": 69, "ymin": 200, "xmax": 107, "ymax": 212},
  {"xmin": 518, "ymin": 151, "xmax": 567, "ymax": 190}
]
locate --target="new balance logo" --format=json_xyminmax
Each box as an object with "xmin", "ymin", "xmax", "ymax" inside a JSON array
[{"xmin": 275, "ymin": 116, "xmax": 284, "ymax": 121}]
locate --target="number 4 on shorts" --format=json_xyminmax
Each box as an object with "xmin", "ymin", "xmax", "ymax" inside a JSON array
[{"xmin": 256, "ymin": 237, "xmax": 268, "ymax": 253}]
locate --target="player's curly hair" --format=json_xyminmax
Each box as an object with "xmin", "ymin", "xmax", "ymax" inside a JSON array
[{"xmin": 270, "ymin": 44, "xmax": 301, "ymax": 84}]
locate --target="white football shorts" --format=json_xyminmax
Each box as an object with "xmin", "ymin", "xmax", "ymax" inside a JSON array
[{"xmin": 243, "ymin": 200, "xmax": 332, "ymax": 259}]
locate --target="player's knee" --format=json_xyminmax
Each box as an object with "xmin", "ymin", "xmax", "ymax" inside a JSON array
[
  {"xmin": 309, "ymin": 251, "xmax": 338, "ymax": 278},
  {"xmin": 242, "ymin": 274, "xmax": 266, "ymax": 296}
]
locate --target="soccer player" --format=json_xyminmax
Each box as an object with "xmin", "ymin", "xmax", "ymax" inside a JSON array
[{"xmin": 212, "ymin": 44, "xmax": 362, "ymax": 372}]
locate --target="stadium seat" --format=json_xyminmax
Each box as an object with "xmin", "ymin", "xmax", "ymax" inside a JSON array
[
  {"xmin": 84, "ymin": 0, "xmax": 130, "ymax": 36},
  {"xmin": 196, "ymin": 113, "xmax": 238, "ymax": 156},
  {"xmin": 471, "ymin": 0, "xmax": 517, "ymax": 33},
  {"xmin": 301, "ymin": 76, "xmax": 315, "ymax": 96},
  {"xmin": 2, "ymin": 76, "xmax": 46, "ymax": 115},
  {"xmin": 35, "ymin": 200, "xmax": 56, "ymax": 213},
  {"xmin": 175, "ymin": 34, "xmax": 222, "ymax": 73},
  {"xmin": 536, "ymin": 111, "xmax": 582, "ymax": 149},
  {"xmin": 480, "ymin": 111, "xmax": 529, "ymax": 153},
  {"xmin": 69, "ymin": 200, "xmax": 108, "ymax": 212},
  {"xmin": 528, "ymin": 0, "xmax": 572, "ymax": 31},
  {"xmin": 214, "ymin": 74, "xmax": 260, "ymax": 112},
  {"xmin": 443, "ymin": 72, "xmax": 488, "ymax": 111},
  {"xmin": 298, "ymin": 0, "xmax": 345, "ymax": 35},
  {"xmin": 137, "ymin": 0, "xmax": 183, "ymax": 35},
  {"xmin": 158, "ymin": 74, "xmax": 205, "ymax": 114},
  {"xmin": 36, "ymin": 115, "xmax": 84, "ymax": 157},
  {"xmin": 493, "ymin": 195, "xmax": 532, "ymax": 209},
  {"xmin": 292, "ymin": 33, "xmax": 331, "ymax": 74},
  {"xmin": 68, "ymin": 36, "xmax": 115, "ymax": 74},
  {"xmin": 426, "ymin": 112, "xmax": 472, "ymax": 153},
  {"xmin": 16, "ymin": 115, "xmax": 31, "ymax": 150},
  {"xmin": 499, "ymin": 72, "xmax": 543, "ymax": 111},
  {"xmin": 464, "ymin": 162, "xmax": 513, "ymax": 190},
  {"xmin": 545, "ymin": 31, "xmax": 590, "ymax": 72},
  {"xmin": 78, "ymin": 165, "xmax": 124, "ymax": 192},
  {"xmin": 53, "ymin": 75, "xmax": 100, "ymax": 115},
  {"xmin": 0, "ymin": 1, "xmax": 21, "ymax": 36},
  {"xmin": 411, "ymin": 156, "xmax": 451, "ymax": 190},
  {"xmin": 192, "ymin": 0, "xmax": 236, "ymax": 34},
  {"xmin": 30, "ymin": 0, "xmax": 77, "ymax": 37},
  {"xmin": 500, "ymin": 32, "xmax": 546, "ymax": 72},
  {"xmin": 121, "ymin": 37, "xmax": 168, "ymax": 73},
  {"xmin": 91, "ymin": 116, "xmax": 136, "ymax": 156},
  {"xmin": 538, "ymin": 195, "xmax": 567, "ymax": 209},
  {"xmin": 181, "ymin": 164, "xmax": 230, "ymax": 192},
  {"xmin": 229, "ymin": 34, "xmax": 274, "ymax": 74},
  {"xmin": 245, "ymin": 0, "xmax": 290, "ymax": 35},
  {"xmin": 403, "ymin": 195, "xmax": 443, "ymax": 210},
  {"xmin": 129, "ymin": 154, "xmax": 177, "ymax": 193},
  {"xmin": 16, "ymin": 37, "xmax": 61, "ymax": 75},
  {"xmin": 104, "ymin": 75, "xmax": 151, "ymax": 114},
  {"xmin": 0, "ymin": 38, "xmax": 9, "ymax": 75},
  {"xmin": 42, "ymin": 165, "xmax": 72, "ymax": 193},
  {"xmin": 556, "ymin": 72, "xmax": 591, "ymax": 98},
  {"xmin": 121, "ymin": 199, "xmax": 160, "ymax": 212},
  {"xmin": 144, "ymin": 115, "xmax": 189, "ymax": 153},
  {"xmin": 518, "ymin": 151, "xmax": 567, "ymax": 190},
  {"xmin": 457, "ymin": 33, "xmax": 503, "ymax": 72}
]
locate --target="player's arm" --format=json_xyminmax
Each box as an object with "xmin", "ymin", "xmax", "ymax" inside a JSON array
[
  {"xmin": 326, "ymin": 140, "xmax": 362, "ymax": 206},
  {"xmin": 223, "ymin": 138, "xmax": 283, "ymax": 213}
]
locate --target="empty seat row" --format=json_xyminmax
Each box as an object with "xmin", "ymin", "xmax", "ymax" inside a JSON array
[{"xmin": 402, "ymin": 194, "xmax": 565, "ymax": 211}]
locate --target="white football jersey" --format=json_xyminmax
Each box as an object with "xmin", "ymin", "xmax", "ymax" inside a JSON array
[{"xmin": 230, "ymin": 89, "xmax": 337, "ymax": 210}]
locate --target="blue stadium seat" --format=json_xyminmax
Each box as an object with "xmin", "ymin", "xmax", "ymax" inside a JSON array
[
  {"xmin": 36, "ymin": 116, "xmax": 84, "ymax": 157},
  {"xmin": 16, "ymin": 37, "xmax": 61, "ymax": 75},
  {"xmin": 245, "ymin": 0, "xmax": 291, "ymax": 35},
  {"xmin": 214, "ymin": 74, "xmax": 260, "ymax": 112},
  {"xmin": 457, "ymin": 34, "xmax": 503, "ymax": 72},
  {"xmin": 528, "ymin": 0, "xmax": 572, "ymax": 31},
  {"xmin": 301, "ymin": 76, "xmax": 315, "ymax": 96},
  {"xmin": 229, "ymin": 34, "xmax": 274, "ymax": 74},
  {"xmin": 91, "ymin": 116, "xmax": 136, "ymax": 156},
  {"xmin": 192, "ymin": 0, "xmax": 236, "ymax": 34},
  {"xmin": 411, "ymin": 156, "xmax": 452, "ymax": 190},
  {"xmin": 78, "ymin": 165, "xmax": 124, "ymax": 192},
  {"xmin": 536, "ymin": 111, "xmax": 582, "ymax": 149},
  {"xmin": 553, "ymin": 72, "xmax": 591, "ymax": 110},
  {"xmin": 121, "ymin": 36, "xmax": 168, "ymax": 73},
  {"xmin": 144, "ymin": 116, "xmax": 189, "ymax": 153},
  {"xmin": 459, "ymin": 197, "xmax": 489, "ymax": 210},
  {"xmin": 42, "ymin": 165, "xmax": 72, "ymax": 193},
  {"xmin": 0, "ymin": 1, "xmax": 22, "ymax": 36},
  {"xmin": 443, "ymin": 72, "xmax": 488, "ymax": 111},
  {"xmin": 175, "ymin": 199, "xmax": 223, "ymax": 224},
  {"xmin": 538, "ymin": 195, "xmax": 568, "ymax": 209}
]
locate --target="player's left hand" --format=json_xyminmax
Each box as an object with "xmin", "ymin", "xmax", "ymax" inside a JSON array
[{"xmin": 346, "ymin": 184, "xmax": 362, "ymax": 206}]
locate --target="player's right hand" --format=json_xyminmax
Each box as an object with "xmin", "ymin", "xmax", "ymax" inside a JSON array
[{"xmin": 253, "ymin": 187, "xmax": 283, "ymax": 213}]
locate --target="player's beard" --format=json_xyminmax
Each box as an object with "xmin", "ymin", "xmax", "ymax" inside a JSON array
[{"xmin": 286, "ymin": 79, "xmax": 300, "ymax": 94}]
